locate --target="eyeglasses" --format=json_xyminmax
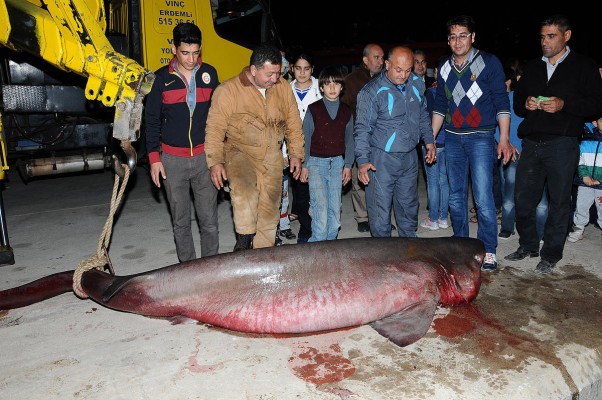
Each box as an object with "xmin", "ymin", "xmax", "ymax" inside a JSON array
[{"xmin": 448, "ymin": 33, "xmax": 472, "ymax": 42}]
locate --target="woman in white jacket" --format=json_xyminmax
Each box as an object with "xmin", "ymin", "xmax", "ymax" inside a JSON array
[{"xmin": 289, "ymin": 51, "xmax": 322, "ymax": 243}]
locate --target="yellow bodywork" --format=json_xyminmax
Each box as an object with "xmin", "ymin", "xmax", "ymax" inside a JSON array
[{"xmin": 138, "ymin": 0, "xmax": 251, "ymax": 80}]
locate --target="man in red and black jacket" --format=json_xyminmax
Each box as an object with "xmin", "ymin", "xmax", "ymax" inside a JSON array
[{"xmin": 144, "ymin": 22, "xmax": 220, "ymax": 261}]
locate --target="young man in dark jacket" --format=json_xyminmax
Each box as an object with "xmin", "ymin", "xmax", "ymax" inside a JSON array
[
  {"xmin": 505, "ymin": 14, "xmax": 602, "ymax": 274},
  {"xmin": 144, "ymin": 22, "xmax": 220, "ymax": 261}
]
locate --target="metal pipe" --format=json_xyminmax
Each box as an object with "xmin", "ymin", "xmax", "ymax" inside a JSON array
[{"xmin": 19, "ymin": 152, "xmax": 110, "ymax": 178}]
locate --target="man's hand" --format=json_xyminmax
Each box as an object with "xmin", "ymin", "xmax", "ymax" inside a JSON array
[
  {"xmin": 342, "ymin": 167, "xmax": 351, "ymax": 186},
  {"xmin": 527, "ymin": 96, "xmax": 564, "ymax": 113},
  {"xmin": 150, "ymin": 162, "xmax": 166, "ymax": 188},
  {"xmin": 497, "ymin": 140, "xmax": 514, "ymax": 165},
  {"xmin": 289, "ymin": 157, "xmax": 302, "ymax": 180},
  {"xmin": 424, "ymin": 143, "xmax": 436, "ymax": 164},
  {"xmin": 210, "ymin": 164, "xmax": 228, "ymax": 190},
  {"xmin": 358, "ymin": 162, "xmax": 376, "ymax": 185},
  {"xmin": 538, "ymin": 96, "xmax": 564, "ymax": 113}
]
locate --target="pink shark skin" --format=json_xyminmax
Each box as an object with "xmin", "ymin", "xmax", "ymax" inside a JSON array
[{"xmin": 0, "ymin": 237, "xmax": 484, "ymax": 347}]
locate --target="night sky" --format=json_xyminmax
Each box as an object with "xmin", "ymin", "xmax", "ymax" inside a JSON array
[{"xmin": 270, "ymin": 4, "xmax": 600, "ymax": 68}]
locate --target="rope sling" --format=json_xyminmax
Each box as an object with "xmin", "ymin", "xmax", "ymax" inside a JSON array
[{"xmin": 72, "ymin": 165, "xmax": 130, "ymax": 298}]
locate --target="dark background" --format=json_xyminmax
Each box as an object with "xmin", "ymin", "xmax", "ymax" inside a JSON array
[{"xmin": 270, "ymin": 4, "xmax": 600, "ymax": 70}]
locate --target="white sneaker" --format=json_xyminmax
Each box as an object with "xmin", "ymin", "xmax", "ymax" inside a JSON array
[
  {"xmin": 437, "ymin": 219, "xmax": 449, "ymax": 229},
  {"xmin": 482, "ymin": 253, "xmax": 497, "ymax": 271},
  {"xmin": 420, "ymin": 217, "xmax": 439, "ymax": 230},
  {"xmin": 567, "ymin": 226, "xmax": 584, "ymax": 243}
]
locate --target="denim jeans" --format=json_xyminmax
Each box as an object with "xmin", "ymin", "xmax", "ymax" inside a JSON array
[
  {"xmin": 515, "ymin": 137, "xmax": 579, "ymax": 263},
  {"xmin": 445, "ymin": 131, "xmax": 497, "ymax": 253},
  {"xmin": 422, "ymin": 146, "xmax": 449, "ymax": 222},
  {"xmin": 307, "ymin": 156, "xmax": 344, "ymax": 241},
  {"xmin": 500, "ymin": 159, "xmax": 548, "ymax": 240}
]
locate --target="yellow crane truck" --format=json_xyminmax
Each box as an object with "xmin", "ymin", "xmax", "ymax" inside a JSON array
[{"xmin": 0, "ymin": 0, "xmax": 279, "ymax": 265}]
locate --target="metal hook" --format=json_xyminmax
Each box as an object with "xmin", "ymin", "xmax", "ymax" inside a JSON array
[{"xmin": 113, "ymin": 140, "xmax": 137, "ymax": 178}]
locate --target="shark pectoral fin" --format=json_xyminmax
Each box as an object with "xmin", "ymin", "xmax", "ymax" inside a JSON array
[
  {"xmin": 102, "ymin": 276, "xmax": 148, "ymax": 303},
  {"xmin": 369, "ymin": 298, "xmax": 438, "ymax": 347}
]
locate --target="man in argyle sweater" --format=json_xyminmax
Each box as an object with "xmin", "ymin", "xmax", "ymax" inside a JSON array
[{"xmin": 431, "ymin": 15, "xmax": 513, "ymax": 271}]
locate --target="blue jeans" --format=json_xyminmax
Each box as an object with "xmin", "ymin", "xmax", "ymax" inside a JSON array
[
  {"xmin": 307, "ymin": 156, "xmax": 344, "ymax": 241},
  {"xmin": 446, "ymin": 131, "xmax": 497, "ymax": 253},
  {"xmin": 500, "ymin": 159, "xmax": 548, "ymax": 240},
  {"xmin": 422, "ymin": 146, "xmax": 449, "ymax": 221}
]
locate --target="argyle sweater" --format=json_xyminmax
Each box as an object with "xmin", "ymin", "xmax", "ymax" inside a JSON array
[{"xmin": 433, "ymin": 49, "xmax": 510, "ymax": 134}]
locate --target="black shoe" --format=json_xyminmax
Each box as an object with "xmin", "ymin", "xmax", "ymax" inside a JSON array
[
  {"xmin": 275, "ymin": 235, "xmax": 283, "ymax": 246},
  {"xmin": 391, "ymin": 224, "xmax": 397, "ymax": 231},
  {"xmin": 297, "ymin": 237, "xmax": 309, "ymax": 244},
  {"xmin": 279, "ymin": 229, "xmax": 297, "ymax": 240},
  {"xmin": 233, "ymin": 233, "xmax": 254, "ymax": 252},
  {"xmin": 357, "ymin": 221, "xmax": 370, "ymax": 232},
  {"xmin": 498, "ymin": 231, "xmax": 513, "ymax": 239},
  {"xmin": 535, "ymin": 259, "xmax": 556, "ymax": 274},
  {"xmin": 504, "ymin": 247, "xmax": 539, "ymax": 261}
]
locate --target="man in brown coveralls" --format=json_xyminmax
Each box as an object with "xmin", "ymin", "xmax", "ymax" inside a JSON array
[{"xmin": 205, "ymin": 44, "xmax": 305, "ymax": 251}]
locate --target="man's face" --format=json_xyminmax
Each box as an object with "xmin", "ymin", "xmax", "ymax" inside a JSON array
[
  {"xmin": 172, "ymin": 42, "xmax": 201, "ymax": 72},
  {"xmin": 448, "ymin": 25, "xmax": 474, "ymax": 58},
  {"xmin": 385, "ymin": 50, "xmax": 413, "ymax": 86},
  {"xmin": 540, "ymin": 25, "xmax": 570, "ymax": 59},
  {"xmin": 250, "ymin": 62, "xmax": 281, "ymax": 89},
  {"xmin": 413, "ymin": 54, "xmax": 427, "ymax": 78},
  {"xmin": 364, "ymin": 46, "xmax": 384, "ymax": 76}
]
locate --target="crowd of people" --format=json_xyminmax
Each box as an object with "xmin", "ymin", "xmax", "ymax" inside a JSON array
[{"xmin": 145, "ymin": 14, "xmax": 602, "ymax": 275}]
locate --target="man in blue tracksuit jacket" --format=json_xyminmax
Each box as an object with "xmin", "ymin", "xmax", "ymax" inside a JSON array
[{"xmin": 354, "ymin": 46, "xmax": 435, "ymax": 237}]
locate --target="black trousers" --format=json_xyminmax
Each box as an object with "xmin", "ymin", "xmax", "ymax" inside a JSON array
[
  {"xmin": 515, "ymin": 137, "xmax": 579, "ymax": 263},
  {"xmin": 291, "ymin": 179, "xmax": 312, "ymax": 240}
]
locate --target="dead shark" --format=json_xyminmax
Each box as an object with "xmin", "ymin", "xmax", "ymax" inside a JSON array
[{"xmin": 0, "ymin": 237, "xmax": 484, "ymax": 346}]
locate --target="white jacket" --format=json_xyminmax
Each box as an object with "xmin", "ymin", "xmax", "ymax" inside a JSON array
[{"xmin": 283, "ymin": 76, "xmax": 322, "ymax": 157}]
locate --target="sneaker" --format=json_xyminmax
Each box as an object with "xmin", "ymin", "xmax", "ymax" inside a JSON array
[
  {"xmin": 279, "ymin": 229, "xmax": 297, "ymax": 240},
  {"xmin": 498, "ymin": 230, "xmax": 513, "ymax": 239},
  {"xmin": 275, "ymin": 235, "xmax": 283, "ymax": 246},
  {"xmin": 420, "ymin": 217, "xmax": 439, "ymax": 230},
  {"xmin": 437, "ymin": 219, "xmax": 449, "ymax": 229},
  {"xmin": 482, "ymin": 253, "xmax": 497, "ymax": 271},
  {"xmin": 567, "ymin": 226, "xmax": 584, "ymax": 243}
]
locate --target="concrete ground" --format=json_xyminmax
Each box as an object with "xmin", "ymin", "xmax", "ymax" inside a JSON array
[{"xmin": 0, "ymin": 165, "xmax": 600, "ymax": 400}]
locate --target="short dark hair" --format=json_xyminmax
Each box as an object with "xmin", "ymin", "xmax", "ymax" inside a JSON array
[
  {"xmin": 250, "ymin": 44, "xmax": 282, "ymax": 69},
  {"xmin": 173, "ymin": 23, "xmax": 202, "ymax": 47},
  {"xmin": 446, "ymin": 15, "xmax": 476, "ymax": 34},
  {"xmin": 318, "ymin": 66, "xmax": 345, "ymax": 90},
  {"xmin": 541, "ymin": 14, "xmax": 571, "ymax": 33}
]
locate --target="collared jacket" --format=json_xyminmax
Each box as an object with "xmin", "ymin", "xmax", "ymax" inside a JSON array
[
  {"xmin": 354, "ymin": 70, "xmax": 433, "ymax": 166},
  {"xmin": 145, "ymin": 57, "xmax": 219, "ymax": 164},
  {"xmin": 205, "ymin": 67, "xmax": 304, "ymax": 167},
  {"xmin": 514, "ymin": 50, "xmax": 602, "ymax": 141}
]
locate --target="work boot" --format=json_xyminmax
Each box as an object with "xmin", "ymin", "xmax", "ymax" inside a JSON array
[{"xmin": 233, "ymin": 233, "xmax": 254, "ymax": 252}]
